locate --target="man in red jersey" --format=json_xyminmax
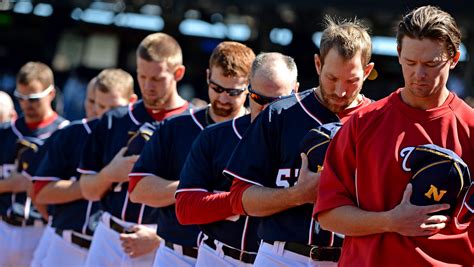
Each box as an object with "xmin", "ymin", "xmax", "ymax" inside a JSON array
[{"xmin": 315, "ymin": 5, "xmax": 474, "ymax": 266}]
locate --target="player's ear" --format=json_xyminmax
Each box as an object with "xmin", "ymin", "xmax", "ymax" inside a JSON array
[
  {"xmin": 363, "ymin": 62, "xmax": 375, "ymax": 81},
  {"xmin": 397, "ymin": 45, "xmax": 402, "ymax": 65},
  {"xmin": 173, "ymin": 65, "xmax": 185, "ymax": 82},
  {"xmin": 206, "ymin": 68, "xmax": 210, "ymax": 82},
  {"xmin": 48, "ymin": 85, "xmax": 56, "ymax": 103},
  {"xmin": 129, "ymin": 94, "xmax": 138, "ymax": 104},
  {"xmin": 450, "ymin": 50, "xmax": 461, "ymax": 69},
  {"xmin": 294, "ymin": 82, "xmax": 300, "ymax": 93},
  {"xmin": 314, "ymin": 54, "xmax": 322, "ymax": 75}
]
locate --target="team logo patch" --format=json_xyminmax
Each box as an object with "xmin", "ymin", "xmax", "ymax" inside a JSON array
[{"xmin": 400, "ymin": 144, "xmax": 471, "ymax": 216}]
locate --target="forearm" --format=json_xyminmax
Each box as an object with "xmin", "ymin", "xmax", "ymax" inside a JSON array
[
  {"xmin": 33, "ymin": 203, "xmax": 49, "ymax": 220},
  {"xmin": 318, "ymin": 205, "xmax": 391, "ymax": 236},
  {"xmin": 242, "ymin": 185, "xmax": 303, "ymax": 217},
  {"xmin": 0, "ymin": 179, "xmax": 13, "ymax": 194},
  {"xmin": 79, "ymin": 173, "xmax": 113, "ymax": 201},
  {"xmin": 36, "ymin": 180, "xmax": 84, "ymax": 204},
  {"xmin": 176, "ymin": 191, "xmax": 234, "ymax": 225},
  {"xmin": 0, "ymin": 173, "xmax": 30, "ymax": 194},
  {"xmin": 129, "ymin": 176, "xmax": 178, "ymax": 207}
]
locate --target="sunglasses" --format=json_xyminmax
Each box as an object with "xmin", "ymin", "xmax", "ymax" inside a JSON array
[
  {"xmin": 14, "ymin": 84, "xmax": 54, "ymax": 102},
  {"xmin": 247, "ymin": 84, "xmax": 294, "ymax": 105},
  {"xmin": 208, "ymin": 79, "xmax": 246, "ymax": 97}
]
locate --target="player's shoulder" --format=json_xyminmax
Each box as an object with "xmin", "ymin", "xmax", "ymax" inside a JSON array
[
  {"xmin": 163, "ymin": 106, "xmax": 206, "ymax": 127},
  {"xmin": 351, "ymin": 91, "xmax": 394, "ymax": 120},
  {"xmin": 0, "ymin": 121, "xmax": 13, "ymax": 140},
  {"xmin": 94, "ymin": 104, "xmax": 130, "ymax": 130},
  {"xmin": 85, "ymin": 117, "xmax": 100, "ymax": 129},
  {"xmin": 203, "ymin": 114, "xmax": 249, "ymax": 135},
  {"xmin": 202, "ymin": 118, "xmax": 230, "ymax": 134},
  {"xmin": 59, "ymin": 118, "xmax": 98, "ymax": 134},
  {"xmin": 257, "ymin": 89, "xmax": 314, "ymax": 124},
  {"xmin": 103, "ymin": 104, "xmax": 129, "ymax": 120},
  {"xmin": 0, "ymin": 118, "xmax": 20, "ymax": 135},
  {"xmin": 0, "ymin": 120, "xmax": 12, "ymax": 131},
  {"xmin": 55, "ymin": 114, "xmax": 69, "ymax": 127},
  {"xmin": 339, "ymin": 90, "xmax": 396, "ymax": 139},
  {"xmin": 267, "ymin": 89, "xmax": 312, "ymax": 113},
  {"xmin": 449, "ymin": 94, "xmax": 474, "ymax": 125}
]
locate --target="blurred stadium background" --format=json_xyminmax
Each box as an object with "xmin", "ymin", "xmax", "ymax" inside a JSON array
[{"xmin": 0, "ymin": 0, "xmax": 472, "ymax": 120}]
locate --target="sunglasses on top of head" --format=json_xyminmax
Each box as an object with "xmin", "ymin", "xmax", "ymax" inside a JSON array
[
  {"xmin": 14, "ymin": 84, "xmax": 54, "ymax": 103},
  {"xmin": 247, "ymin": 84, "xmax": 294, "ymax": 105},
  {"xmin": 207, "ymin": 78, "xmax": 247, "ymax": 97}
]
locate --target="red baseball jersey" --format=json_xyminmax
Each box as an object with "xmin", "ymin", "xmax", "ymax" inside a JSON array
[{"xmin": 314, "ymin": 89, "xmax": 474, "ymax": 266}]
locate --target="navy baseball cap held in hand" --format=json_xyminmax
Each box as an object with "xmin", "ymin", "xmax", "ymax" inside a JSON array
[
  {"xmin": 299, "ymin": 122, "xmax": 342, "ymax": 173},
  {"xmin": 124, "ymin": 122, "xmax": 157, "ymax": 156},
  {"xmin": 15, "ymin": 136, "xmax": 44, "ymax": 173},
  {"xmin": 408, "ymin": 144, "xmax": 471, "ymax": 216}
]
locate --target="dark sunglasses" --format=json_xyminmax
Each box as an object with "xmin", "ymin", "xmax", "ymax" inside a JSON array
[
  {"xmin": 247, "ymin": 84, "xmax": 294, "ymax": 105},
  {"xmin": 208, "ymin": 79, "xmax": 246, "ymax": 97},
  {"xmin": 14, "ymin": 84, "xmax": 54, "ymax": 102}
]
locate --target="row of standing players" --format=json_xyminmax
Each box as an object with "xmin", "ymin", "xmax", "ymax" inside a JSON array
[{"xmin": 0, "ymin": 5, "xmax": 473, "ymax": 267}]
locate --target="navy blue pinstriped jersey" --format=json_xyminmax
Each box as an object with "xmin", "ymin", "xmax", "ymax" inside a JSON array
[
  {"xmin": 224, "ymin": 89, "xmax": 341, "ymax": 244},
  {"xmin": 130, "ymin": 107, "xmax": 213, "ymax": 247},
  {"xmin": 0, "ymin": 116, "xmax": 68, "ymax": 218},
  {"xmin": 177, "ymin": 114, "xmax": 261, "ymax": 252},
  {"xmin": 33, "ymin": 119, "xmax": 100, "ymax": 234},
  {"xmin": 77, "ymin": 101, "xmax": 167, "ymax": 224}
]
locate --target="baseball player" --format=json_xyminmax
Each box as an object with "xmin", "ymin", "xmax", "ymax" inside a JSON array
[
  {"xmin": 84, "ymin": 76, "xmax": 98, "ymax": 118},
  {"xmin": 0, "ymin": 91, "xmax": 17, "ymax": 123},
  {"xmin": 224, "ymin": 17, "xmax": 374, "ymax": 266},
  {"xmin": 0, "ymin": 62, "xmax": 68, "ymax": 267},
  {"xmin": 315, "ymin": 6, "xmax": 474, "ymax": 266},
  {"xmin": 31, "ymin": 69, "xmax": 137, "ymax": 266},
  {"xmin": 78, "ymin": 33, "xmax": 190, "ymax": 267},
  {"xmin": 128, "ymin": 41, "xmax": 255, "ymax": 266},
  {"xmin": 30, "ymin": 76, "xmax": 98, "ymax": 267},
  {"xmin": 175, "ymin": 52, "xmax": 298, "ymax": 266}
]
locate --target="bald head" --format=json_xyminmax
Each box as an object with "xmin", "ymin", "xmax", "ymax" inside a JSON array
[
  {"xmin": 250, "ymin": 52, "xmax": 298, "ymax": 87},
  {"xmin": 249, "ymin": 52, "xmax": 298, "ymax": 120},
  {"xmin": 0, "ymin": 91, "xmax": 17, "ymax": 123}
]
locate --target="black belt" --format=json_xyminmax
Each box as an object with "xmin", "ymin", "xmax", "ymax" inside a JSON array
[
  {"xmin": 204, "ymin": 237, "xmax": 256, "ymax": 264},
  {"xmin": 165, "ymin": 240, "xmax": 198, "ymax": 259},
  {"xmin": 55, "ymin": 229, "xmax": 92, "ymax": 249},
  {"xmin": 265, "ymin": 241, "xmax": 341, "ymax": 262},
  {"xmin": 109, "ymin": 217, "xmax": 134, "ymax": 234},
  {"xmin": 0, "ymin": 215, "xmax": 45, "ymax": 227}
]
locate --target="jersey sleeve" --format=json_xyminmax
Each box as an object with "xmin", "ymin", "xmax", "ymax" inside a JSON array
[
  {"xmin": 223, "ymin": 108, "xmax": 277, "ymax": 186},
  {"xmin": 77, "ymin": 116, "xmax": 108, "ymax": 174},
  {"xmin": 176, "ymin": 130, "xmax": 214, "ymax": 194},
  {"xmin": 176, "ymin": 191, "xmax": 234, "ymax": 225},
  {"xmin": 33, "ymin": 129, "xmax": 71, "ymax": 182},
  {"xmin": 129, "ymin": 121, "xmax": 168, "ymax": 179},
  {"xmin": 313, "ymin": 115, "xmax": 359, "ymax": 219},
  {"xmin": 20, "ymin": 136, "xmax": 52, "ymax": 179}
]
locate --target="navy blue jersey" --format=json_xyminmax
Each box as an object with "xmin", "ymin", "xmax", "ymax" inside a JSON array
[
  {"xmin": 0, "ymin": 116, "xmax": 68, "ymax": 218},
  {"xmin": 77, "ymin": 101, "xmax": 165, "ymax": 224},
  {"xmin": 130, "ymin": 107, "xmax": 213, "ymax": 247},
  {"xmin": 33, "ymin": 119, "xmax": 100, "ymax": 234},
  {"xmin": 177, "ymin": 114, "xmax": 261, "ymax": 252},
  {"xmin": 224, "ymin": 89, "xmax": 342, "ymax": 244}
]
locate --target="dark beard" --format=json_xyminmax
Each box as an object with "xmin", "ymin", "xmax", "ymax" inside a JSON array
[
  {"xmin": 319, "ymin": 83, "xmax": 354, "ymax": 113},
  {"xmin": 211, "ymin": 101, "xmax": 234, "ymax": 117}
]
